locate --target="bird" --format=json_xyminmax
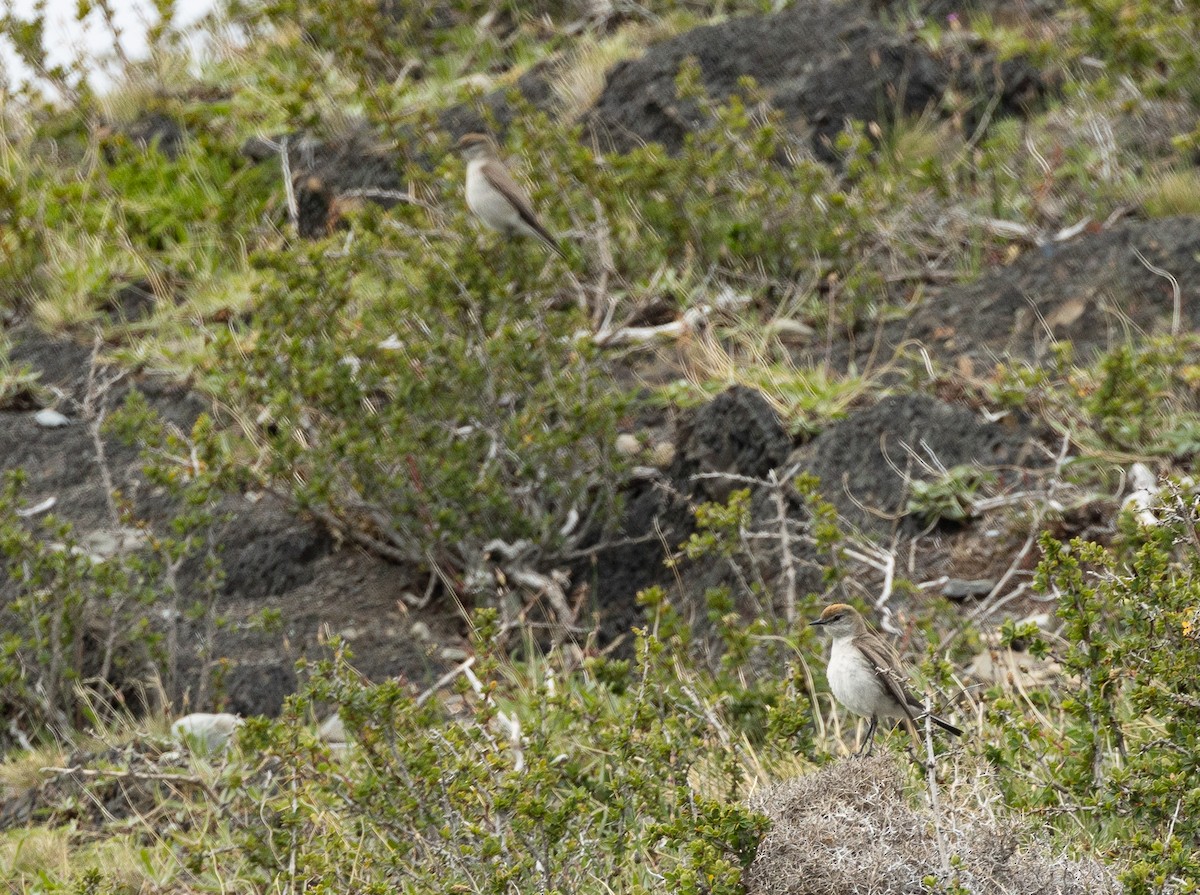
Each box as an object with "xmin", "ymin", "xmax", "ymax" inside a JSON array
[
  {"xmin": 810, "ymin": 603, "xmax": 963, "ymax": 756},
  {"xmin": 455, "ymin": 132, "xmax": 566, "ymax": 259}
]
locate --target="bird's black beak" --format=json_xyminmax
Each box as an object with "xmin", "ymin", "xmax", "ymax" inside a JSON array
[{"xmin": 809, "ymin": 617, "xmax": 826, "ymax": 627}]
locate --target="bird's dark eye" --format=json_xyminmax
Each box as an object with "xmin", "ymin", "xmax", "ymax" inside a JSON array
[{"xmin": 831, "ymin": 614, "xmax": 843, "ymax": 621}]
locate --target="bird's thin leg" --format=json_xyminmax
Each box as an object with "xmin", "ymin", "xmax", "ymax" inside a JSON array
[{"xmin": 858, "ymin": 716, "xmax": 878, "ymax": 757}]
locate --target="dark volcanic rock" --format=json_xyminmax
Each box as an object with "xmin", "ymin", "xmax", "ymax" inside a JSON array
[
  {"xmin": 579, "ymin": 386, "xmax": 797, "ymax": 643},
  {"xmin": 584, "ymin": 0, "xmax": 1052, "ymax": 159},
  {"xmin": 437, "ymin": 67, "xmax": 560, "ymax": 143},
  {"xmin": 902, "ymin": 216, "xmax": 1200, "ymax": 363},
  {"xmin": 288, "ymin": 133, "xmax": 406, "ymax": 238},
  {"xmin": 113, "ymin": 112, "xmax": 188, "ymax": 159},
  {"xmin": 672, "ymin": 386, "xmax": 793, "ymax": 501},
  {"xmin": 101, "ymin": 277, "xmax": 159, "ymax": 323},
  {"xmin": 792, "ymin": 394, "xmax": 1043, "ymax": 532}
]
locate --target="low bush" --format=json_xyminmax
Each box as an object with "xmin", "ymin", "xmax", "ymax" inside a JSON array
[
  {"xmin": 986, "ymin": 496, "xmax": 1200, "ymax": 893},
  {"xmin": 991, "ymin": 338, "xmax": 1200, "ymax": 459},
  {"xmin": 0, "ymin": 406, "xmax": 229, "ymax": 746},
  {"xmin": 202, "ymin": 232, "xmax": 627, "ymax": 576},
  {"xmin": 214, "ymin": 607, "xmax": 784, "ymax": 895}
]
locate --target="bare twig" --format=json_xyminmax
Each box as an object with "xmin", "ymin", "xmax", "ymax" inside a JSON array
[
  {"xmin": 416, "ymin": 657, "xmax": 477, "ymax": 707},
  {"xmin": 842, "ymin": 540, "xmax": 900, "ymax": 636},
  {"xmin": 461, "ymin": 665, "xmax": 523, "ymax": 772},
  {"xmin": 768, "ymin": 468, "xmax": 798, "ymax": 626},
  {"xmin": 279, "ymin": 136, "xmax": 299, "ymax": 231},
  {"xmin": 922, "ymin": 703, "xmax": 950, "ymax": 876},
  {"xmin": 590, "ymin": 198, "xmax": 616, "ymax": 331},
  {"xmin": 943, "ymin": 433, "xmax": 1072, "ymax": 651},
  {"xmin": 1134, "ymin": 249, "xmax": 1182, "ymax": 337},
  {"xmin": 336, "ymin": 187, "xmax": 434, "ymax": 209},
  {"xmin": 589, "ymin": 286, "xmax": 750, "ymax": 346}
]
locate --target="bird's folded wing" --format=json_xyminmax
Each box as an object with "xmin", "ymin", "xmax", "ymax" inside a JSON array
[
  {"xmin": 854, "ymin": 633, "xmax": 920, "ymax": 721},
  {"xmin": 482, "ymin": 160, "xmax": 543, "ymax": 232}
]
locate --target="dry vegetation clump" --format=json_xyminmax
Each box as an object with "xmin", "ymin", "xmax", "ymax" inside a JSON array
[{"xmin": 746, "ymin": 756, "xmax": 1119, "ymax": 895}]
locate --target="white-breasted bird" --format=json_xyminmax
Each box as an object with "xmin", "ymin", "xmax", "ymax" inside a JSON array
[
  {"xmin": 810, "ymin": 603, "xmax": 963, "ymax": 756},
  {"xmin": 456, "ymin": 132, "xmax": 566, "ymax": 259}
]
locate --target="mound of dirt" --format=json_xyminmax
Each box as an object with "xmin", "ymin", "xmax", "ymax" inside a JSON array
[
  {"xmin": 747, "ymin": 756, "xmax": 1118, "ymax": 895},
  {"xmin": 792, "ymin": 394, "xmax": 1044, "ymax": 533},
  {"xmin": 577, "ymin": 387, "xmax": 831, "ymax": 640},
  {"xmin": 106, "ymin": 112, "xmax": 189, "ymax": 160},
  {"xmin": 898, "ymin": 215, "xmax": 1200, "ymax": 364},
  {"xmin": 673, "ymin": 385, "xmax": 795, "ymax": 501},
  {"xmin": 0, "ymin": 329, "xmax": 456, "ymax": 719},
  {"xmin": 583, "ymin": 0, "xmax": 1052, "ymax": 160},
  {"xmin": 578, "ymin": 388, "xmax": 1054, "ymax": 637}
]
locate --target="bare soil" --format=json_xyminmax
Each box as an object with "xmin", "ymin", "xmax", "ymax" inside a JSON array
[
  {"xmin": 894, "ymin": 215, "xmax": 1200, "ymax": 365},
  {"xmin": 583, "ymin": 0, "xmax": 1052, "ymax": 160},
  {"xmin": 0, "ymin": 331, "xmax": 459, "ymax": 719}
]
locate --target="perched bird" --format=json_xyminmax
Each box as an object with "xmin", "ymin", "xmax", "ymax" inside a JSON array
[
  {"xmin": 456, "ymin": 132, "xmax": 566, "ymax": 259},
  {"xmin": 810, "ymin": 603, "xmax": 963, "ymax": 756}
]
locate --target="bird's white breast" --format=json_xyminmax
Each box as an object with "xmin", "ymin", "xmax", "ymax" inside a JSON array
[
  {"xmin": 826, "ymin": 636, "xmax": 892, "ymax": 719},
  {"xmin": 465, "ymin": 159, "xmax": 529, "ymax": 237}
]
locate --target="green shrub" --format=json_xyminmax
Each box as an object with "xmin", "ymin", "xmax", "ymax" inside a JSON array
[
  {"xmin": 0, "ymin": 163, "xmax": 45, "ymax": 313},
  {"xmin": 0, "ymin": 405, "xmax": 229, "ymax": 745},
  {"xmin": 906, "ymin": 465, "xmax": 997, "ymax": 525},
  {"xmin": 0, "ymin": 339, "xmax": 42, "ymax": 409},
  {"xmin": 1070, "ymin": 0, "xmax": 1200, "ymax": 101},
  {"xmin": 203, "ymin": 233, "xmax": 626, "ymax": 575},
  {"xmin": 223, "ymin": 610, "xmax": 774, "ymax": 895},
  {"xmin": 991, "ymin": 338, "xmax": 1200, "ymax": 459},
  {"xmin": 986, "ymin": 507, "xmax": 1200, "ymax": 892},
  {"xmin": 0, "ymin": 470, "xmax": 169, "ymax": 740}
]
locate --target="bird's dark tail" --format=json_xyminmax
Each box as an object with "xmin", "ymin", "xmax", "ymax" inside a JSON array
[
  {"xmin": 537, "ymin": 228, "xmax": 569, "ymax": 261},
  {"xmin": 931, "ymin": 714, "xmax": 964, "ymax": 737}
]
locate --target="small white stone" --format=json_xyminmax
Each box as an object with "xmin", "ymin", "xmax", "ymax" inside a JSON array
[
  {"xmin": 1122, "ymin": 462, "xmax": 1160, "ymax": 526},
  {"xmin": 171, "ymin": 712, "xmax": 243, "ymax": 753},
  {"xmin": 650, "ymin": 441, "xmax": 676, "ymax": 468},
  {"xmin": 1127, "ymin": 462, "xmax": 1157, "ymax": 493},
  {"xmin": 34, "ymin": 408, "xmax": 70, "ymax": 428},
  {"xmin": 318, "ymin": 714, "xmax": 346, "ymax": 744},
  {"xmin": 81, "ymin": 527, "xmax": 146, "ymax": 558},
  {"xmin": 410, "ymin": 621, "xmax": 433, "ymax": 642},
  {"xmin": 615, "ymin": 433, "xmax": 641, "ymax": 456}
]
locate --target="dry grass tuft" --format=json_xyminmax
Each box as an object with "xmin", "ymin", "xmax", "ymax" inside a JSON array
[
  {"xmin": 553, "ymin": 19, "xmax": 677, "ymax": 119},
  {"xmin": 0, "ymin": 744, "xmax": 66, "ymax": 792},
  {"xmin": 1139, "ymin": 168, "xmax": 1200, "ymax": 218},
  {"xmin": 746, "ymin": 755, "xmax": 1119, "ymax": 895}
]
